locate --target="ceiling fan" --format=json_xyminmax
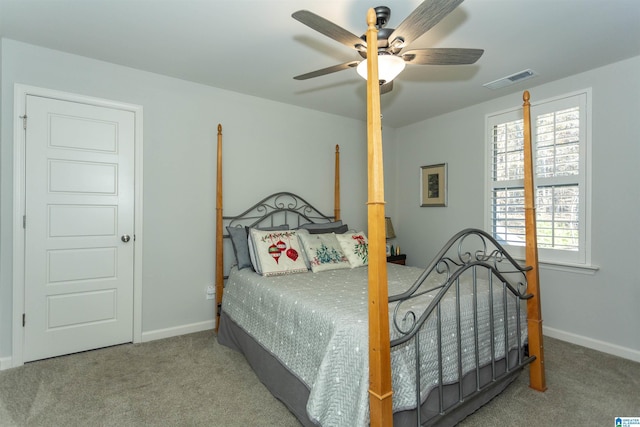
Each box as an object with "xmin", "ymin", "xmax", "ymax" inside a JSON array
[{"xmin": 292, "ymin": 0, "xmax": 483, "ymax": 94}]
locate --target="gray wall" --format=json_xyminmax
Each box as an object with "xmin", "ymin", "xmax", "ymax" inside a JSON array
[
  {"xmin": 0, "ymin": 39, "xmax": 374, "ymax": 363},
  {"xmin": 2, "ymin": 37, "xmax": 638, "ymax": 365},
  {"xmin": 388, "ymin": 55, "xmax": 640, "ymax": 360}
]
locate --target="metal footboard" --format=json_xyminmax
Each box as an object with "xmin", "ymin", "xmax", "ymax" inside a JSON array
[{"xmin": 389, "ymin": 228, "xmax": 536, "ymax": 426}]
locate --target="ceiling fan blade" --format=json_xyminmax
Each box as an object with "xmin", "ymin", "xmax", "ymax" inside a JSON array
[
  {"xmin": 402, "ymin": 48, "xmax": 484, "ymax": 65},
  {"xmin": 388, "ymin": 0, "xmax": 465, "ymax": 49},
  {"xmin": 294, "ymin": 61, "xmax": 360, "ymax": 80},
  {"xmin": 292, "ymin": 10, "xmax": 367, "ymax": 52},
  {"xmin": 380, "ymin": 81, "xmax": 394, "ymax": 95}
]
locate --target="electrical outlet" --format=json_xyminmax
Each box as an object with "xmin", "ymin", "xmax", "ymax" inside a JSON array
[{"xmin": 206, "ymin": 285, "xmax": 215, "ymax": 300}]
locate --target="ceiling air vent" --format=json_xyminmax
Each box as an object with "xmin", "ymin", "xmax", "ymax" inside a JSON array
[{"xmin": 483, "ymin": 69, "xmax": 537, "ymax": 90}]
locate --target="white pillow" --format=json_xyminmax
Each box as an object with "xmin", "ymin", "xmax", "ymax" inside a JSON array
[
  {"xmin": 294, "ymin": 229, "xmax": 312, "ymax": 269},
  {"xmin": 336, "ymin": 231, "xmax": 368, "ymax": 268},
  {"xmin": 298, "ymin": 232, "xmax": 351, "ymax": 273},
  {"xmin": 248, "ymin": 228, "xmax": 308, "ymax": 276}
]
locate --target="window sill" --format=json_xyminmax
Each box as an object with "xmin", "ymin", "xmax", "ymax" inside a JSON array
[{"xmin": 514, "ymin": 258, "xmax": 599, "ymax": 275}]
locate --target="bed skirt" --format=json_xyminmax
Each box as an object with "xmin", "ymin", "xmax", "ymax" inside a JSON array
[{"xmin": 218, "ymin": 310, "xmax": 523, "ymax": 427}]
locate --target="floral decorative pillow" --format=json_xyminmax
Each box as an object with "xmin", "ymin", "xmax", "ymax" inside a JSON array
[
  {"xmin": 336, "ymin": 231, "xmax": 368, "ymax": 268},
  {"xmin": 248, "ymin": 228, "xmax": 308, "ymax": 276},
  {"xmin": 298, "ymin": 232, "xmax": 351, "ymax": 273}
]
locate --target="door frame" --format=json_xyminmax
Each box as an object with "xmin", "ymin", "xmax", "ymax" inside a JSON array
[{"xmin": 12, "ymin": 84, "xmax": 144, "ymax": 367}]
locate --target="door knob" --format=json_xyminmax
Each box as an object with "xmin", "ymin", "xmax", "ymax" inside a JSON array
[{"xmin": 121, "ymin": 234, "xmax": 131, "ymax": 243}]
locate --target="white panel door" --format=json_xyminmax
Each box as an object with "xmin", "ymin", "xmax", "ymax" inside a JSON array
[{"xmin": 23, "ymin": 95, "xmax": 135, "ymax": 362}]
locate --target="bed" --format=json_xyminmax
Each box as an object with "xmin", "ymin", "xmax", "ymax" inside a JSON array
[{"xmin": 215, "ymin": 8, "xmax": 545, "ymax": 426}]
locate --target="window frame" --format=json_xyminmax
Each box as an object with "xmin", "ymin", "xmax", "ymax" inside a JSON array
[{"xmin": 484, "ymin": 89, "xmax": 592, "ymax": 267}]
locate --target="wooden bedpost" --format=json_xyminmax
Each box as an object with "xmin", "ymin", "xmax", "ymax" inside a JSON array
[
  {"xmin": 215, "ymin": 124, "xmax": 224, "ymax": 333},
  {"xmin": 335, "ymin": 144, "xmax": 341, "ymax": 221},
  {"xmin": 522, "ymin": 91, "xmax": 547, "ymax": 391},
  {"xmin": 364, "ymin": 8, "xmax": 393, "ymax": 427}
]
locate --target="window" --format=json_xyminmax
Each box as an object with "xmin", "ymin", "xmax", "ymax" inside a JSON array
[{"xmin": 486, "ymin": 90, "xmax": 590, "ymax": 265}]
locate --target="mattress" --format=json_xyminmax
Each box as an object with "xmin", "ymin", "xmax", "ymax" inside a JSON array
[{"xmin": 220, "ymin": 263, "xmax": 527, "ymax": 427}]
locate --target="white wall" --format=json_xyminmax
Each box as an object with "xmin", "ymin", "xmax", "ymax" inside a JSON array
[
  {"xmin": 0, "ymin": 39, "xmax": 373, "ymax": 364},
  {"xmin": 3, "ymin": 37, "xmax": 637, "ymax": 367},
  {"xmin": 391, "ymin": 55, "xmax": 640, "ymax": 361}
]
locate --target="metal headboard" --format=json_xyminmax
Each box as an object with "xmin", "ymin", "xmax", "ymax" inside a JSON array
[{"xmin": 224, "ymin": 192, "xmax": 336, "ymax": 230}]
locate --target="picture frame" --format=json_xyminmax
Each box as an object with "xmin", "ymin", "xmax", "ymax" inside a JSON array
[{"xmin": 420, "ymin": 163, "xmax": 447, "ymax": 207}]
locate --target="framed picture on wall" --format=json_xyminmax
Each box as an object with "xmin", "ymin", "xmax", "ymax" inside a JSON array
[{"xmin": 420, "ymin": 163, "xmax": 447, "ymax": 207}]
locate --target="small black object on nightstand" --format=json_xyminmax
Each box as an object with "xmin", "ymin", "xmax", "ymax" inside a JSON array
[{"xmin": 387, "ymin": 254, "xmax": 406, "ymax": 265}]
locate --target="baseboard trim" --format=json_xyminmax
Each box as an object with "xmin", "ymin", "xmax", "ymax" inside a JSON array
[
  {"xmin": 544, "ymin": 326, "xmax": 640, "ymax": 363},
  {"xmin": 141, "ymin": 320, "xmax": 215, "ymax": 343},
  {"xmin": 0, "ymin": 356, "xmax": 13, "ymax": 371}
]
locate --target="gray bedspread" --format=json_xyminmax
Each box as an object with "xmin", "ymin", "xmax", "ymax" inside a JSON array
[{"xmin": 221, "ymin": 264, "xmax": 527, "ymax": 427}]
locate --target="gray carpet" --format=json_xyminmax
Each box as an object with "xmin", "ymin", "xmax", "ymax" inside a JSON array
[{"xmin": 0, "ymin": 331, "xmax": 638, "ymax": 426}]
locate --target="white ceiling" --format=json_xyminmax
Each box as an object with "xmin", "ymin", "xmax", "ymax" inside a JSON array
[{"xmin": 1, "ymin": 0, "xmax": 639, "ymax": 128}]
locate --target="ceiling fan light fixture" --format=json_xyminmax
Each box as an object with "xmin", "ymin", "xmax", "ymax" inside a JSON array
[{"xmin": 357, "ymin": 55, "xmax": 406, "ymax": 84}]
